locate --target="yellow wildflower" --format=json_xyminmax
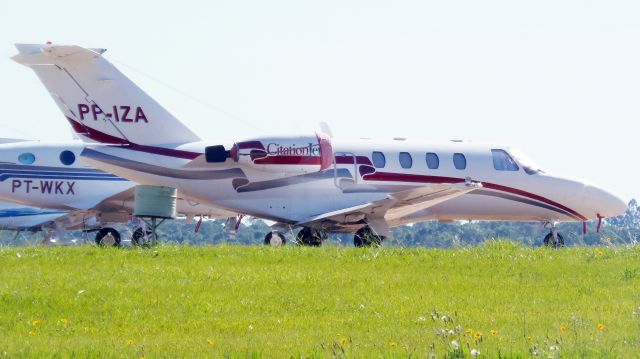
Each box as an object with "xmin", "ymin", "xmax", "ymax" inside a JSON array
[
  {"xmin": 31, "ymin": 320, "xmax": 40, "ymax": 327},
  {"xmin": 560, "ymin": 325, "xmax": 567, "ymax": 332},
  {"xmin": 474, "ymin": 331, "xmax": 483, "ymax": 340},
  {"xmin": 207, "ymin": 338, "xmax": 214, "ymax": 345},
  {"xmin": 339, "ymin": 337, "xmax": 348, "ymax": 345},
  {"xmin": 596, "ymin": 251, "xmax": 604, "ymax": 257},
  {"xmin": 465, "ymin": 328, "xmax": 473, "ymax": 334},
  {"xmin": 527, "ymin": 336, "xmax": 532, "ymax": 341},
  {"xmin": 597, "ymin": 323, "xmax": 605, "ymax": 330},
  {"xmin": 490, "ymin": 329, "xmax": 498, "ymax": 335},
  {"xmin": 59, "ymin": 318, "xmax": 69, "ymax": 326},
  {"xmin": 127, "ymin": 339, "xmax": 135, "ymax": 345},
  {"xmin": 389, "ymin": 341, "xmax": 397, "ymax": 348}
]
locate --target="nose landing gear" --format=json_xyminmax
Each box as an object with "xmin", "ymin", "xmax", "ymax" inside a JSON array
[{"xmin": 543, "ymin": 224, "xmax": 564, "ymax": 248}]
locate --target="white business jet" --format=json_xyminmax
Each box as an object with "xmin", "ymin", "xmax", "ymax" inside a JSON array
[
  {"xmin": 0, "ymin": 138, "xmax": 236, "ymax": 245},
  {"xmin": 12, "ymin": 43, "xmax": 627, "ymax": 247}
]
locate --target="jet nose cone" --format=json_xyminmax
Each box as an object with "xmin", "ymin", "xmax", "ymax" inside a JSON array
[{"xmin": 583, "ymin": 185, "xmax": 628, "ymax": 219}]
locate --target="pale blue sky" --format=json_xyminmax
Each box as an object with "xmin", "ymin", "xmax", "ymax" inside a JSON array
[{"xmin": 1, "ymin": 0, "xmax": 638, "ymax": 202}]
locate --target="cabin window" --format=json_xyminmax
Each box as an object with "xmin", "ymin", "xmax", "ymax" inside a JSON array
[
  {"xmin": 18, "ymin": 153, "xmax": 35, "ymax": 165},
  {"xmin": 59, "ymin": 150, "xmax": 76, "ymax": 166},
  {"xmin": 399, "ymin": 152, "xmax": 413, "ymax": 169},
  {"xmin": 491, "ymin": 149, "xmax": 519, "ymax": 171},
  {"xmin": 453, "ymin": 153, "xmax": 466, "ymax": 170},
  {"xmin": 372, "ymin": 151, "xmax": 386, "ymax": 168},
  {"xmin": 426, "ymin": 152, "xmax": 439, "ymax": 169}
]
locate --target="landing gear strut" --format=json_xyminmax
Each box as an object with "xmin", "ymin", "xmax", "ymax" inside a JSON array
[
  {"xmin": 354, "ymin": 226, "xmax": 385, "ymax": 247},
  {"xmin": 264, "ymin": 231, "xmax": 286, "ymax": 247},
  {"xmin": 296, "ymin": 227, "xmax": 327, "ymax": 246},
  {"xmin": 95, "ymin": 227, "xmax": 121, "ymax": 247},
  {"xmin": 543, "ymin": 225, "xmax": 564, "ymax": 248}
]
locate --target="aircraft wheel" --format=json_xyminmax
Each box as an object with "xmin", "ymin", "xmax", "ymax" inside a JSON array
[
  {"xmin": 296, "ymin": 227, "xmax": 327, "ymax": 246},
  {"xmin": 354, "ymin": 226, "xmax": 384, "ymax": 247},
  {"xmin": 543, "ymin": 232, "xmax": 564, "ymax": 248},
  {"xmin": 132, "ymin": 227, "xmax": 152, "ymax": 247},
  {"xmin": 264, "ymin": 231, "xmax": 286, "ymax": 247},
  {"xmin": 95, "ymin": 228, "xmax": 121, "ymax": 247}
]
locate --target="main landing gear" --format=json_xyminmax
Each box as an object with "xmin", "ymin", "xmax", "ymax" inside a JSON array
[
  {"xmin": 264, "ymin": 231, "xmax": 286, "ymax": 246},
  {"xmin": 543, "ymin": 224, "xmax": 564, "ymax": 249},
  {"xmin": 354, "ymin": 226, "xmax": 385, "ymax": 247},
  {"xmin": 131, "ymin": 227, "xmax": 153, "ymax": 247},
  {"xmin": 296, "ymin": 227, "xmax": 327, "ymax": 246},
  {"xmin": 95, "ymin": 227, "xmax": 121, "ymax": 247}
]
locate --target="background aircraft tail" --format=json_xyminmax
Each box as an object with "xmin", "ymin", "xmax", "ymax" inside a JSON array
[{"xmin": 13, "ymin": 44, "xmax": 202, "ymax": 147}]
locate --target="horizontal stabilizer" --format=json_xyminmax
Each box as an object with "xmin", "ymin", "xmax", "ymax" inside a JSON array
[{"xmin": 13, "ymin": 44, "xmax": 103, "ymax": 66}]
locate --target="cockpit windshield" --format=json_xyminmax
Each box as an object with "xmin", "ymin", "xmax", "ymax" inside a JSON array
[{"xmin": 510, "ymin": 149, "xmax": 544, "ymax": 175}]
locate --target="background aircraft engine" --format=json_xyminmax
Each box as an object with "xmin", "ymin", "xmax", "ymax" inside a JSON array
[{"xmin": 207, "ymin": 132, "xmax": 333, "ymax": 175}]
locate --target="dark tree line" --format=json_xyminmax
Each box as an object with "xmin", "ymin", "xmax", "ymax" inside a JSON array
[{"xmin": 2, "ymin": 200, "xmax": 638, "ymax": 248}]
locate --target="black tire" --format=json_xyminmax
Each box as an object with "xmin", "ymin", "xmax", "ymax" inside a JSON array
[
  {"xmin": 95, "ymin": 228, "xmax": 121, "ymax": 247},
  {"xmin": 264, "ymin": 232, "xmax": 286, "ymax": 246},
  {"xmin": 354, "ymin": 226, "xmax": 384, "ymax": 247},
  {"xmin": 296, "ymin": 227, "xmax": 327, "ymax": 246},
  {"xmin": 543, "ymin": 232, "xmax": 564, "ymax": 248},
  {"xmin": 132, "ymin": 227, "xmax": 152, "ymax": 247}
]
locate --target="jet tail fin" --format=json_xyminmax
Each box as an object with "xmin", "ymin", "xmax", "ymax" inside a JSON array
[{"xmin": 13, "ymin": 43, "xmax": 202, "ymax": 147}]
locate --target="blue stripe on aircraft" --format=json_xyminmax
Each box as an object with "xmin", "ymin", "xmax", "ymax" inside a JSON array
[
  {"xmin": 0, "ymin": 164, "xmax": 128, "ymax": 182},
  {"xmin": 0, "ymin": 208, "xmax": 68, "ymax": 218},
  {"xmin": 0, "ymin": 174, "xmax": 129, "ymax": 181},
  {"xmin": 0, "ymin": 164, "xmax": 107, "ymax": 172}
]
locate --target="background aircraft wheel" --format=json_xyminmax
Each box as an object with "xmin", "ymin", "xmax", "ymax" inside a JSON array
[
  {"xmin": 264, "ymin": 231, "xmax": 286, "ymax": 247},
  {"xmin": 296, "ymin": 227, "xmax": 327, "ymax": 246},
  {"xmin": 95, "ymin": 228, "xmax": 121, "ymax": 247},
  {"xmin": 353, "ymin": 226, "xmax": 384, "ymax": 247},
  {"xmin": 543, "ymin": 232, "xmax": 564, "ymax": 248},
  {"xmin": 132, "ymin": 227, "xmax": 152, "ymax": 247}
]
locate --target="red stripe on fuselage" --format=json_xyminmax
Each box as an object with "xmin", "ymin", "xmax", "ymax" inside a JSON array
[
  {"xmin": 335, "ymin": 155, "xmax": 373, "ymax": 166},
  {"xmin": 253, "ymin": 155, "xmax": 322, "ymax": 166},
  {"xmin": 363, "ymin": 171, "xmax": 586, "ymax": 221}
]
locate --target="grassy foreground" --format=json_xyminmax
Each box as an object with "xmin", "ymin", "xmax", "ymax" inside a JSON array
[{"xmin": 1, "ymin": 243, "xmax": 639, "ymax": 358}]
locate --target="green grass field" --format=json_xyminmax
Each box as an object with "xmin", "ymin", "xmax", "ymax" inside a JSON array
[{"xmin": 1, "ymin": 243, "xmax": 639, "ymax": 358}]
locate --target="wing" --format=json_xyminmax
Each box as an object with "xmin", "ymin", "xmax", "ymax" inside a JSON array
[
  {"xmin": 296, "ymin": 181, "xmax": 482, "ymax": 236},
  {"xmin": 90, "ymin": 188, "xmax": 237, "ymax": 220}
]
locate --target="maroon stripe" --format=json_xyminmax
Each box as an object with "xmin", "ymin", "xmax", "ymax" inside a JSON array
[
  {"xmin": 253, "ymin": 156, "xmax": 322, "ymax": 166},
  {"xmin": 482, "ymin": 182, "xmax": 586, "ymax": 221},
  {"xmin": 66, "ymin": 117, "xmax": 127, "ymax": 145},
  {"xmin": 66, "ymin": 117, "xmax": 200, "ymax": 160},
  {"xmin": 335, "ymin": 155, "xmax": 373, "ymax": 166},
  {"xmin": 237, "ymin": 141, "xmax": 265, "ymax": 150},
  {"xmin": 363, "ymin": 171, "xmax": 586, "ymax": 221}
]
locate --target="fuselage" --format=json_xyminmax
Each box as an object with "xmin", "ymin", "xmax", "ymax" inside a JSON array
[
  {"xmin": 0, "ymin": 140, "xmax": 235, "ymax": 230},
  {"xmin": 79, "ymin": 137, "xmax": 627, "ymax": 231},
  {"xmin": 0, "ymin": 140, "xmax": 132, "ymax": 211}
]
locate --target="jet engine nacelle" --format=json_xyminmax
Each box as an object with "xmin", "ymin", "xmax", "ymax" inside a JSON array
[{"xmin": 205, "ymin": 132, "xmax": 333, "ymax": 175}]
